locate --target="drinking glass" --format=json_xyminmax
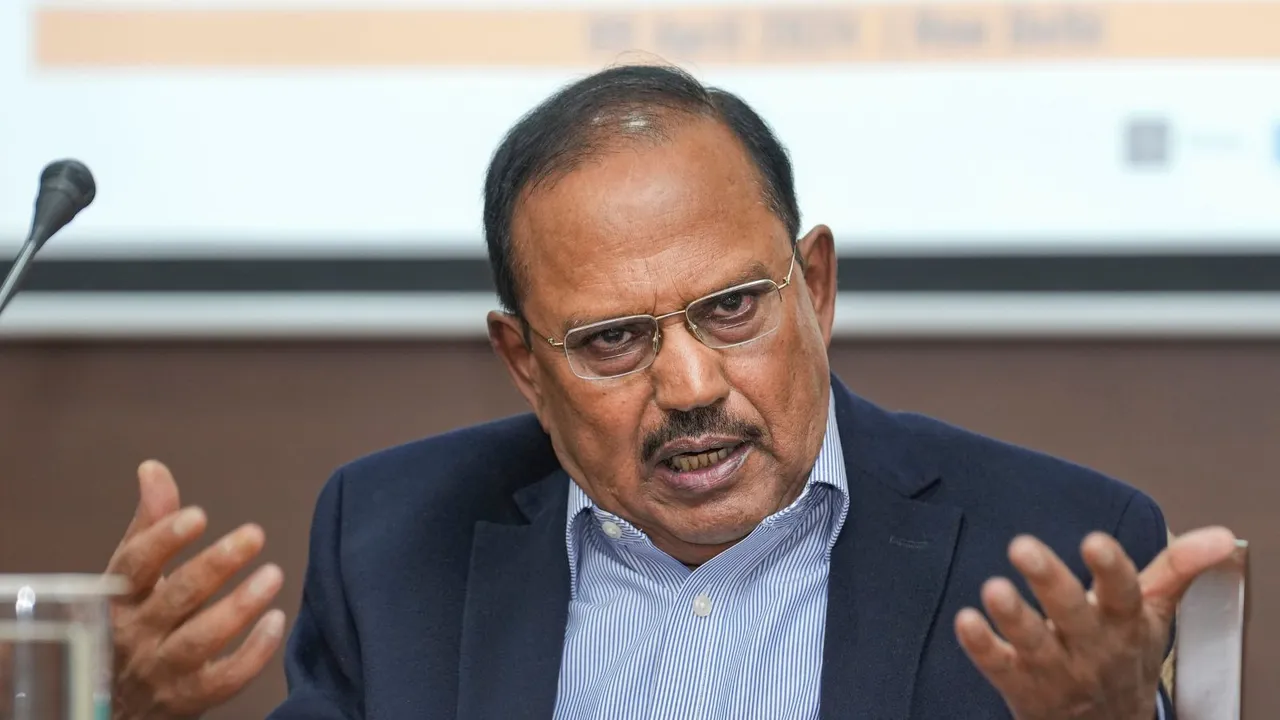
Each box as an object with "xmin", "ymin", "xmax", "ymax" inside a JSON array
[{"xmin": 0, "ymin": 574, "xmax": 127, "ymax": 720}]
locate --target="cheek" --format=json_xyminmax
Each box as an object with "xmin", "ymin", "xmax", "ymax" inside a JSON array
[
  {"xmin": 541, "ymin": 377, "xmax": 650, "ymax": 475},
  {"xmin": 746, "ymin": 300, "xmax": 827, "ymax": 390},
  {"xmin": 725, "ymin": 316, "xmax": 828, "ymax": 446},
  {"xmin": 787, "ymin": 292, "xmax": 831, "ymax": 379}
]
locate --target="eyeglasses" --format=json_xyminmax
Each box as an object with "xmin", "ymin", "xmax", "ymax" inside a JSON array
[{"xmin": 531, "ymin": 251, "xmax": 798, "ymax": 380}]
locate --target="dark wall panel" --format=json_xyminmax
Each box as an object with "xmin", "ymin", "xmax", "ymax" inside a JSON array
[{"xmin": 0, "ymin": 340, "xmax": 1274, "ymax": 718}]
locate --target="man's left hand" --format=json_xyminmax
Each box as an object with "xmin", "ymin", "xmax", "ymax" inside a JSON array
[{"xmin": 955, "ymin": 525, "xmax": 1237, "ymax": 720}]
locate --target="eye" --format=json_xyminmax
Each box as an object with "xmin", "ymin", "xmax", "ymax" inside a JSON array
[
  {"xmin": 588, "ymin": 325, "xmax": 633, "ymax": 349},
  {"xmin": 711, "ymin": 291, "xmax": 755, "ymax": 317},
  {"xmin": 568, "ymin": 322, "xmax": 649, "ymax": 354}
]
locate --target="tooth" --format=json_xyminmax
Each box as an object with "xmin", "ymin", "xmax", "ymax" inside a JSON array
[{"xmin": 668, "ymin": 448, "xmax": 734, "ymax": 473}]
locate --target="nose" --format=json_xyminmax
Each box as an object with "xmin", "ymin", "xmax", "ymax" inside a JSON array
[{"xmin": 648, "ymin": 321, "xmax": 731, "ymax": 412}]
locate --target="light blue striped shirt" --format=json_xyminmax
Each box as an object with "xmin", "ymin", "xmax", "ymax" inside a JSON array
[
  {"xmin": 552, "ymin": 395, "xmax": 849, "ymax": 720},
  {"xmin": 550, "ymin": 392, "xmax": 1169, "ymax": 719}
]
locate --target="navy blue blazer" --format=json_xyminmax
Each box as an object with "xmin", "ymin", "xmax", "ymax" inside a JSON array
[{"xmin": 268, "ymin": 377, "xmax": 1174, "ymax": 719}]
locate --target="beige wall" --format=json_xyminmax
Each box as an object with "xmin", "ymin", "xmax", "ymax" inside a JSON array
[{"xmin": 0, "ymin": 339, "xmax": 1274, "ymax": 718}]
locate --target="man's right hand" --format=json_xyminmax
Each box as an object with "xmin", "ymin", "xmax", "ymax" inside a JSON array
[{"xmin": 106, "ymin": 460, "xmax": 286, "ymax": 719}]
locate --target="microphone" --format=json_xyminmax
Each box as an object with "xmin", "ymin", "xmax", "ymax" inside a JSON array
[{"xmin": 0, "ymin": 159, "xmax": 96, "ymax": 318}]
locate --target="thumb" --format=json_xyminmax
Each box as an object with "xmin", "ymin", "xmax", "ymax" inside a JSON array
[
  {"xmin": 1138, "ymin": 526, "xmax": 1238, "ymax": 618},
  {"xmin": 121, "ymin": 459, "xmax": 182, "ymax": 542}
]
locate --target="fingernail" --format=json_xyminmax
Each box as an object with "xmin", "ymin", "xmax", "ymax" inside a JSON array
[
  {"xmin": 1095, "ymin": 543, "xmax": 1116, "ymax": 567},
  {"xmin": 1016, "ymin": 541, "xmax": 1045, "ymax": 574},
  {"xmin": 221, "ymin": 525, "xmax": 264, "ymax": 557},
  {"xmin": 249, "ymin": 566, "xmax": 282, "ymax": 599},
  {"xmin": 222, "ymin": 530, "xmax": 249, "ymax": 556},
  {"xmin": 1026, "ymin": 555, "xmax": 1045, "ymax": 574},
  {"xmin": 263, "ymin": 610, "xmax": 286, "ymax": 637},
  {"xmin": 994, "ymin": 591, "xmax": 1017, "ymax": 614},
  {"xmin": 172, "ymin": 508, "xmax": 204, "ymax": 536},
  {"xmin": 220, "ymin": 534, "xmax": 240, "ymax": 556}
]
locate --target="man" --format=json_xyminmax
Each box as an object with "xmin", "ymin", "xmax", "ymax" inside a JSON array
[{"xmin": 103, "ymin": 64, "xmax": 1235, "ymax": 719}]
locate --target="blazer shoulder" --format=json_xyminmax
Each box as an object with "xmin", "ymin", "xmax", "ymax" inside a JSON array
[
  {"xmin": 340, "ymin": 411, "xmax": 552, "ymax": 476},
  {"xmin": 328, "ymin": 412, "xmax": 560, "ymax": 526},
  {"xmin": 892, "ymin": 408, "xmax": 1158, "ymax": 534}
]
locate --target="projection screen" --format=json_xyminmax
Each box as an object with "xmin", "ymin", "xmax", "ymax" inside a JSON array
[{"xmin": 2, "ymin": 0, "xmax": 1278, "ymax": 337}]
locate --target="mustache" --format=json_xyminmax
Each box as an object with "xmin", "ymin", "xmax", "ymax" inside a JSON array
[{"xmin": 640, "ymin": 404, "xmax": 764, "ymax": 464}]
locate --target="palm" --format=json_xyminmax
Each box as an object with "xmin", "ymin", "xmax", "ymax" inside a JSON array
[{"xmin": 956, "ymin": 527, "xmax": 1236, "ymax": 720}]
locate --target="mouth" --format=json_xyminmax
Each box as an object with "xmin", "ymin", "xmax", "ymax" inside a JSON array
[
  {"xmin": 651, "ymin": 438, "xmax": 751, "ymax": 494},
  {"xmin": 662, "ymin": 444, "xmax": 738, "ymax": 472}
]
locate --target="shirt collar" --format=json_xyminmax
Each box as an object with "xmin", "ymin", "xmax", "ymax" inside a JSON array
[{"xmin": 565, "ymin": 391, "xmax": 849, "ymax": 545}]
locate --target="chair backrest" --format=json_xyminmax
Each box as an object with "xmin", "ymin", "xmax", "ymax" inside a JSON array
[{"xmin": 1172, "ymin": 537, "xmax": 1249, "ymax": 720}]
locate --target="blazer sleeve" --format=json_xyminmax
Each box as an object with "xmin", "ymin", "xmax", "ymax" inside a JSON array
[
  {"xmin": 1111, "ymin": 490, "xmax": 1177, "ymax": 720},
  {"xmin": 267, "ymin": 470, "xmax": 364, "ymax": 720}
]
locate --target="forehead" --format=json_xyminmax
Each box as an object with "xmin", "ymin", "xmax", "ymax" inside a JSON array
[{"xmin": 512, "ymin": 118, "xmax": 791, "ymax": 331}]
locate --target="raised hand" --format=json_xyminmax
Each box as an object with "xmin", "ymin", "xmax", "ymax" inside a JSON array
[
  {"xmin": 955, "ymin": 526, "xmax": 1237, "ymax": 720},
  {"xmin": 106, "ymin": 460, "xmax": 286, "ymax": 719}
]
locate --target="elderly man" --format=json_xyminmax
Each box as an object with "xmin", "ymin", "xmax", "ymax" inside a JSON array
[{"xmin": 103, "ymin": 64, "xmax": 1234, "ymax": 719}]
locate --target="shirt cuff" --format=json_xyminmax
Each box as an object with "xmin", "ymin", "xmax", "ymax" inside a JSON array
[{"xmin": 1156, "ymin": 690, "xmax": 1167, "ymax": 720}]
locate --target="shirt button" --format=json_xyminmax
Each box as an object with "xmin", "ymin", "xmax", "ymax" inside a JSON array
[
  {"xmin": 692, "ymin": 593, "xmax": 713, "ymax": 618},
  {"xmin": 600, "ymin": 521, "xmax": 622, "ymax": 539}
]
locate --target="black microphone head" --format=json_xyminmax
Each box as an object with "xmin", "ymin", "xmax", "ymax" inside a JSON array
[
  {"xmin": 41, "ymin": 159, "xmax": 96, "ymax": 206},
  {"xmin": 30, "ymin": 159, "xmax": 96, "ymax": 248}
]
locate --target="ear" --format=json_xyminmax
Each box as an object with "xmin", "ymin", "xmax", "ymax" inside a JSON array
[
  {"xmin": 487, "ymin": 310, "xmax": 545, "ymax": 415},
  {"xmin": 796, "ymin": 225, "xmax": 837, "ymax": 347}
]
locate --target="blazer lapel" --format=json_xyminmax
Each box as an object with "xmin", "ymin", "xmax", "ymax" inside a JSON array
[
  {"xmin": 820, "ymin": 381, "xmax": 964, "ymax": 720},
  {"xmin": 456, "ymin": 470, "xmax": 571, "ymax": 720}
]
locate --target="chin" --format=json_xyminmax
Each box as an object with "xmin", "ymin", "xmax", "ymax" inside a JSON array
[
  {"xmin": 668, "ymin": 508, "xmax": 765, "ymax": 547},
  {"xmin": 680, "ymin": 528, "xmax": 752, "ymax": 547}
]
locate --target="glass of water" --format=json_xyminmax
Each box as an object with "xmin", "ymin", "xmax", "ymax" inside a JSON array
[{"xmin": 0, "ymin": 574, "xmax": 127, "ymax": 720}]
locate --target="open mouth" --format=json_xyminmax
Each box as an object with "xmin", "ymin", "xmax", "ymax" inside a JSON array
[
  {"xmin": 652, "ymin": 440, "xmax": 751, "ymax": 493},
  {"xmin": 663, "ymin": 443, "xmax": 742, "ymax": 472}
]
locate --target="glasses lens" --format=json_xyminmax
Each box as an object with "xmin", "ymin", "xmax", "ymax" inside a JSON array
[
  {"xmin": 687, "ymin": 280, "xmax": 782, "ymax": 349},
  {"xmin": 563, "ymin": 317, "xmax": 659, "ymax": 379}
]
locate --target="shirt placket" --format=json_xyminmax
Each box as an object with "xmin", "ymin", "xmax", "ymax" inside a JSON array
[{"xmin": 645, "ymin": 514, "xmax": 811, "ymax": 720}]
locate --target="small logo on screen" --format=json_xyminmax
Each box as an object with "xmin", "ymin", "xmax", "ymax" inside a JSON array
[{"xmin": 1125, "ymin": 118, "xmax": 1170, "ymax": 169}]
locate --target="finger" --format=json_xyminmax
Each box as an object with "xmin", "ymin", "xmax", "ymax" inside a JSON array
[
  {"xmin": 108, "ymin": 506, "xmax": 208, "ymax": 600},
  {"xmin": 120, "ymin": 460, "xmax": 182, "ymax": 544},
  {"xmin": 157, "ymin": 563, "xmax": 283, "ymax": 672},
  {"xmin": 189, "ymin": 609, "xmax": 287, "ymax": 709},
  {"xmin": 955, "ymin": 607, "xmax": 1019, "ymax": 691},
  {"xmin": 1081, "ymin": 532, "xmax": 1142, "ymax": 619},
  {"xmin": 1008, "ymin": 535, "xmax": 1097, "ymax": 639},
  {"xmin": 1139, "ymin": 526, "xmax": 1238, "ymax": 616},
  {"xmin": 981, "ymin": 577, "xmax": 1064, "ymax": 666},
  {"xmin": 143, "ymin": 524, "xmax": 267, "ymax": 630}
]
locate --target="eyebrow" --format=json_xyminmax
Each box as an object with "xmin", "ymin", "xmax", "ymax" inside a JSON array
[{"xmin": 557, "ymin": 260, "xmax": 775, "ymax": 335}]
